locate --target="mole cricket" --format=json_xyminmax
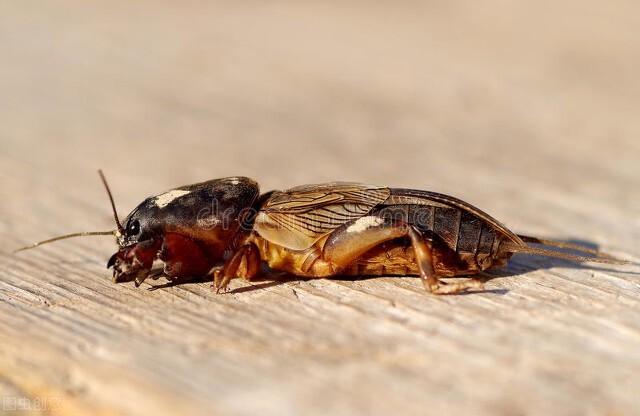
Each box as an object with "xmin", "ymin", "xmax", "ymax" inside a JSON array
[{"xmin": 16, "ymin": 172, "xmax": 626, "ymax": 295}]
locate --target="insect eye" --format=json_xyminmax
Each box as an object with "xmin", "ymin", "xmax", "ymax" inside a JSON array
[{"xmin": 127, "ymin": 220, "xmax": 140, "ymax": 235}]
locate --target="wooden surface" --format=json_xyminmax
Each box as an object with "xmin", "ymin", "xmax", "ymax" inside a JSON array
[{"xmin": 1, "ymin": 2, "xmax": 639, "ymax": 415}]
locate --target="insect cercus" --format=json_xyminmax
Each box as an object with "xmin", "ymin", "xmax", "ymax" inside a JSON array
[{"xmin": 16, "ymin": 172, "xmax": 625, "ymax": 295}]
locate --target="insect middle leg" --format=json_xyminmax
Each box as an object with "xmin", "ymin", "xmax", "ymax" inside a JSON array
[
  {"xmin": 213, "ymin": 243, "xmax": 261, "ymax": 293},
  {"xmin": 321, "ymin": 217, "xmax": 483, "ymax": 295}
]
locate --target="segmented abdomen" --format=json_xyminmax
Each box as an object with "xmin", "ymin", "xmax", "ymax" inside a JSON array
[{"xmin": 370, "ymin": 203, "xmax": 503, "ymax": 271}]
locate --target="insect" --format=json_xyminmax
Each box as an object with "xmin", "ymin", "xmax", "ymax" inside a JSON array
[{"xmin": 16, "ymin": 172, "xmax": 626, "ymax": 295}]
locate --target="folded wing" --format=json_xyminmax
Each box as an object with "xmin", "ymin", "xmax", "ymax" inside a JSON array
[{"xmin": 254, "ymin": 182, "xmax": 391, "ymax": 250}]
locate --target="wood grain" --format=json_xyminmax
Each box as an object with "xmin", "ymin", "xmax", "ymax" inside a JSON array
[{"xmin": 1, "ymin": 1, "xmax": 639, "ymax": 415}]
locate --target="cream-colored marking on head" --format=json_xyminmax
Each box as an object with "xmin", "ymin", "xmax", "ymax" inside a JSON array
[
  {"xmin": 346, "ymin": 216, "xmax": 384, "ymax": 233},
  {"xmin": 230, "ymin": 177, "xmax": 240, "ymax": 185},
  {"xmin": 154, "ymin": 189, "xmax": 191, "ymax": 208}
]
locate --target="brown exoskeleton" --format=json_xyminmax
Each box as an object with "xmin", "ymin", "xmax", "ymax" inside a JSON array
[{"xmin": 16, "ymin": 172, "xmax": 626, "ymax": 295}]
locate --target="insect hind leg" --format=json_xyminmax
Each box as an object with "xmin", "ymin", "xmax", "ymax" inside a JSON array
[
  {"xmin": 407, "ymin": 227, "xmax": 484, "ymax": 294},
  {"xmin": 321, "ymin": 216, "xmax": 483, "ymax": 295}
]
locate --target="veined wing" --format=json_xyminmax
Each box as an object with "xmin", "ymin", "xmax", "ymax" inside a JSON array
[{"xmin": 254, "ymin": 182, "xmax": 391, "ymax": 250}]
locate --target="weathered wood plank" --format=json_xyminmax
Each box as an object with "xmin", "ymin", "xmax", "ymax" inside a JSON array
[{"xmin": 1, "ymin": 1, "xmax": 639, "ymax": 415}]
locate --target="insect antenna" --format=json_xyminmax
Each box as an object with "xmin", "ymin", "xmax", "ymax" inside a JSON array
[
  {"xmin": 98, "ymin": 169, "xmax": 125, "ymax": 235},
  {"xmin": 13, "ymin": 170, "xmax": 123, "ymax": 253},
  {"xmin": 14, "ymin": 231, "xmax": 116, "ymax": 253}
]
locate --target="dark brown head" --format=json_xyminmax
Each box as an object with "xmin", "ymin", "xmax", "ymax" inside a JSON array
[
  {"xmin": 107, "ymin": 177, "xmax": 260, "ymax": 285},
  {"xmin": 14, "ymin": 172, "xmax": 260, "ymax": 287}
]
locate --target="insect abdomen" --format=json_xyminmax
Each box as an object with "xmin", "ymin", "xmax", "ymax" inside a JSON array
[{"xmin": 373, "ymin": 203, "xmax": 503, "ymax": 270}]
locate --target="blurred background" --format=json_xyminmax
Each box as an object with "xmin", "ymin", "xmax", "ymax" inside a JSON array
[
  {"xmin": 1, "ymin": 1, "xmax": 639, "ymax": 415},
  {"xmin": 2, "ymin": 1, "xmax": 638, "ymax": 226}
]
